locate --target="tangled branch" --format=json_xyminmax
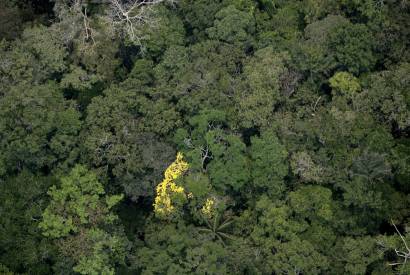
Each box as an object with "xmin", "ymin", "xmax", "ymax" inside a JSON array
[{"xmin": 107, "ymin": 0, "xmax": 175, "ymax": 44}]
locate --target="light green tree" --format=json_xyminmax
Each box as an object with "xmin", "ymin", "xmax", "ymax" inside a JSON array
[
  {"xmin": 329, "ymin": 71, "xmax": 361, "ymax": 97},
  {"xmin": 39, "ymin": 165, "xmax": 127, "ymax": 274}
]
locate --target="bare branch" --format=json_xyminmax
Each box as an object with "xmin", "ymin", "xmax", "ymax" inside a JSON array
[
  {"xmin": 392, "ymin": 220, "xmax": 410, "ymax": 252},
  {"xmin": 390, "ymin": 220, "xmax": 410, "ymax": 273},
  {"xmin": 106, "ymin": 0, "xmax": 175, "ymax": 44},
  {"xmin": 82, "ymin": 7, "xmax": 95, "ymax": 46},
  {"xmin": 200, "ymin": 144, "xmax": 211, "ymax": 171},
  {"xmin": 311, "ymin": 96, "xmax": 322, "ymax": 116}
]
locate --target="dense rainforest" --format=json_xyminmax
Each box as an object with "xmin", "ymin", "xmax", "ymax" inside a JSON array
[{"xmin": 0, "ymin": 0, "xmax": 409, "ymax": 274}]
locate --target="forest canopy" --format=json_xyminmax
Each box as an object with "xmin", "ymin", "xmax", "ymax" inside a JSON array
[{"xmin": 0, "ymin": 0, "xmax": 410, "ymax": 274}]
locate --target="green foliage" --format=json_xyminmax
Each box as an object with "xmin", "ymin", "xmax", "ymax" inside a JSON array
[
  {"xmin": 207, "ymin": 134, "xmax": 250, "ymax": 191},
  {"xmin": 39, "ymin": 165, "xmax": 127, "ymax": 274},
  {"xmin": 336, "ymin": 236, "xmax": 382, "ymax": 274},
  {"xmin": 329, "ymin": 23, "xmax": 376, "ymax": 74},
  {"xmin": 378, "ymin": 224, "xmax": 410, "ymax": 274},
  {"xmin": 289, "ymin": 185, "xmax": 333, "ymax": 222},
  {"xmin": 0, "ymin": 83, "xmax": 81, "ymax": 175},
  {"xmin": 0, "ymin": 0, "xmax": 23, "ymax": 40},
  {"xmin": 261, "ymin": 3, "xmax": 302, "ymax": 48},
  {"xmin": 250, "ymin": 130, "xmax": 288, "ymax": 197},
  {"xmin": 355, "ymin": 63, "xmax": 410, "ymax": 129},
  {"xmin": 82, "ymin": 86, "xmax": 177, "ymax": 200},
  {"xmin": 251, "ymin": 197, "xmax": 307, "ymax": 242},
  {"xmin": 302, "ymin": 0, "xmax": 337, "ymax": 23},
  {"xmin": 177, "ymin": 110, "xmax": 251, "ymax": 192},
  {"xmin": 22, "ymin": 26, "xmax": 68, "ymax": 76},
  {"xmin": 199, "ymin": 213, "xmax": 235, "ymax": 246},
  {"xmin": 300, "ymin": 15, "xmax": 376, "ymax": 75},
  {"xmin": 339, "ymin": 0, "xmax": 385, "ymax": 21},
  {"xmin": 234, "ymin": 49, "xmax": 290, "ymax": 128},
  {"xmin": 134, "ymin": 222, "xmax": 229, "ymax": 274},
  {"xmin": 1, "ymin": 1, "xmax": 409, "ymax": 274},
  {"xmin": 270, "ymin": 238, "xmax": 330, "ymax": 274},
  {"xmin": 0, "ymin": 264, "xmax": 14, "ymax": 275},
  {"xmin": 329, "ymin": 71, "xmax": 361, "ymax": 96},
  {"xmin": 207, "ymin": 5, "xmax": 255, "ymax": 45},
  {"xmin": 74, "ymin": 33, "xmax": 121, "ymax": 83},
  {"xmin": 140, "ymin": 6, "xmax": 186, "ymax": 58},
  {"xmin": 154, "ymin": 41, "xmax": 243, "ymax": 116},
  {"xmin": 246, "ymin": 196, "xmax": 330, "ymax": 273},
  {"xmin": 39, "ymin": 165, "xmax": 123, "ymax": 238},
  {"xmin": 60, "ymin": 65, "xmax": 101, "ymax": 92},
  {"xmin": 72, "ymin": 228, "xmax": 127, "ymax": 275},
  {"xmin": 392, "ymin": 138, "xmax": 410, "ymax": 191},
  {"xmin": 0, "ymin": 172, "xmax": 57, "ymax": 274},
  {"xmin": 179, "ymin": 0, "xmax": 226, "ymax": 41},
  {"xmin": 184, "ymin": 172, "xmax": 212, "ymax": 198},
  {"xmin": 299, "ymin": 15, "xmax": 349, "ymax": 75},
  {"xmin": 0, "ymin": 25, "xmax": 68, "ymax": 86}
]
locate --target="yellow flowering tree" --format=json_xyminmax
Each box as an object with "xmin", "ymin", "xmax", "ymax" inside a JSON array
[
  {"xmin": 154, "ymin": 153, "xmax": 221, "ymax": 223},
  {"xmin": 154, "ymin": 152, "xmax": 189, "ymax": 218},
  {"xmin": 201, "ymin": 198, "xmax": 216, "ymax": 219}
]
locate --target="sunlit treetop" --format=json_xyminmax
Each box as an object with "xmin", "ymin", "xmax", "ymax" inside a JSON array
[{"xmin": 153, "ymin": 152, "xmax": 189, "ymax": 218}]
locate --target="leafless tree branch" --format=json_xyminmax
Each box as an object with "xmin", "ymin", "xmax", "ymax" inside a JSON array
[
  {"xmin": 107, "ymin": 0, "xmax": 176, "ymax": 44},
  {"xmin": 81, "ymin": 7, "xmax": 96, "ymax": 46},
  {"xmin": 388, "ymin": 220, "xmax": 410, "ymax": 273}
]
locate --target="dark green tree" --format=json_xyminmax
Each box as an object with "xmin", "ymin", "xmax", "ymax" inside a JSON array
[
  {"xmin": 249, "ymin": 130, "xmax": 288, "ymax": 198},
  {"xmin": 0, "ymin": 83, "xmax": 81, "ymax": 175}
]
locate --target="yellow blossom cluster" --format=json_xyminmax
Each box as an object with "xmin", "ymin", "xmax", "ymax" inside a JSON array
[
  {"xmin": 154, "ymin": 152, "xmax": 189, "ymax": 217},
  {"xmin": 201, "ymin": 198, "xmax": 215, "ymax": 218}
]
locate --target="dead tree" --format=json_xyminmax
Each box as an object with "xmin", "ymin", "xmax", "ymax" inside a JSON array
[
  {"xmin": 107, "ymin": 0, "xmax": 176, "ymax": 44},
  {"xmin": 54, "ymin": 0, "xmax": 176, "ymax": 47}
]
